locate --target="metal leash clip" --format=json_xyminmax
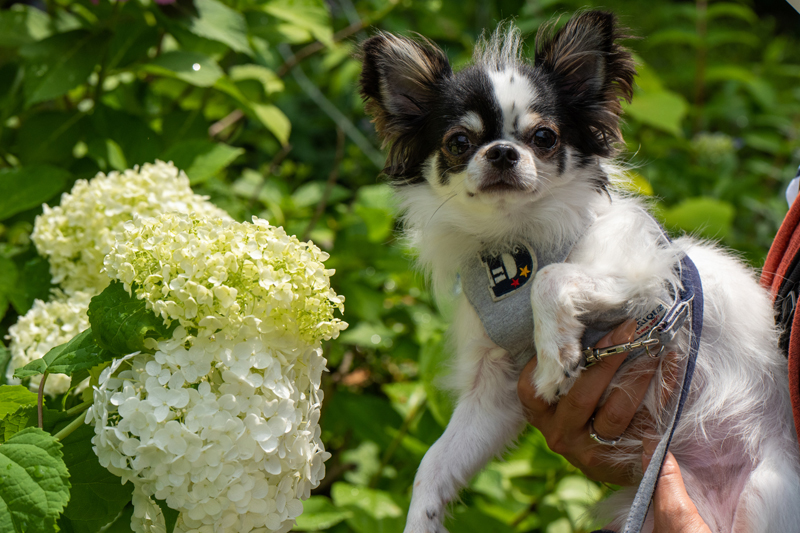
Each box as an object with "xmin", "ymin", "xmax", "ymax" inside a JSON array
[{"xmin": 583, "ymin": 337, "xmax": 661, "ymax": 367}]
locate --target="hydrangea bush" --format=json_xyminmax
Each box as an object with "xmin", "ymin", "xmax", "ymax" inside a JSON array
[
  {"xmin": 86, "ymin": 213, "xmax": 346, "ymax": 532},
  {"xmin": 7, "ymin": 162, "xmax": 230, "ymax": 396}
]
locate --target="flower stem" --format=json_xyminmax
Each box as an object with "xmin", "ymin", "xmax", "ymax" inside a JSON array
[
  {"xmin": 54, "ymin": 413, "xmax": 88, "ymax": 442},
  {"xmin": 65, "ymin": 400, "xmax": 92, "ymax": 418},
  {"xmin": 38, "ymin": 372, "xmax": 49, "ymax": 429}
]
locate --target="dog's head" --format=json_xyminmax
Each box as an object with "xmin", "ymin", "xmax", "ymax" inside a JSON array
[{"xmin": 359, "ymin": 11, "xmax": 635, "ymax": 220}]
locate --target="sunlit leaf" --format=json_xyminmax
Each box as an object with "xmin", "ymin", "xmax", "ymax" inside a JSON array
[
  {"xmin": 660, "ymin": 197, "xmax": 735, "ymax": 239},
  {"xmin": 294, "ymin": 496, "xmax": 352, "ymax": 530},
  {"xmin": 143, "ymin": 51, "xmax": 223, "ymax": 87},
  {"xmin": 624, "ymin": 90, "xmax": 688, "ymax": 136},
  {"xmin": 188, "ymin": 0, "xmax": 252, "ymax": 55},
  {"xmin": 252, "ymin": 103, "xmax": 292, "ymax": 145},
  {"xmin": 263, "ymin": 0, "xmax": 333, "ymax": 46},
  {"xmin": 160, "ymin": 140, "xmax": 244, "ymax": 184}
]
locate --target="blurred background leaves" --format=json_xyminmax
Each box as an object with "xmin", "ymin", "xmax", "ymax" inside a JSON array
[{"xmin": 0, "ymin": 0, "xmax": 798, "ymax": 531}]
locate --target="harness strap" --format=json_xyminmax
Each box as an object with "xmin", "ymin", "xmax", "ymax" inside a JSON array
[{"xmin": 621, "ymin": 254, "xmax": 703, "ymax": 533}]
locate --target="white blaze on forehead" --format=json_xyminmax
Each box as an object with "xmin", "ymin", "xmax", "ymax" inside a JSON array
[
  {"xmin": 487, "ymin": 68, "xmax": 536, "ymax": 137},
  {"xmin": 458, "ymin": 111, "xmax": 484, "ymax": 134}
]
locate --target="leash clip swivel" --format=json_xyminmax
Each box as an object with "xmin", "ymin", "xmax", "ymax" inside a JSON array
[{"xmin": 583, "ymin": 338, "xmax": 660, "ymax": 367}]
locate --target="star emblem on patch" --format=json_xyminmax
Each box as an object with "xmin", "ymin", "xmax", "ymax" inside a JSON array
[{"xmin": 479, "ymin": 244, "xmax": 537, "ymax": 301}]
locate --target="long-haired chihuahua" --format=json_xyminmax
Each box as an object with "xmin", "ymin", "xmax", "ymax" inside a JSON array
[{"xmin": 359, "ymin": 11, "xmax": 800, "ymax": 532}]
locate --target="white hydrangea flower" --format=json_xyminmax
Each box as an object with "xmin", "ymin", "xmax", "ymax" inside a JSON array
[
  {"xmin": 32, "ymin": 160, "xmax": 230, "ymax": 295},
  {"xmin": 103, "ymin": 213, "xmax": 346, "ymax": 344},
  {"xmin": 88, "ymin": 212, "xmax": 346, "ymax": 533},
  {"xmin": 5, "ymin": 290, "xmax": 92, "ymax": 396}
]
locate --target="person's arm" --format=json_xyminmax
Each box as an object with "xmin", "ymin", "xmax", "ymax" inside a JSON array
[{"xmin": 517, "ymin": 322, "xmax": 712, "ymax": 531}]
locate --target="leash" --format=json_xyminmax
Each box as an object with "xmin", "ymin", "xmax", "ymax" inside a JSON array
[{"xmin": 586, "ymin": 254, "xmax": 703, "ymax": 533}]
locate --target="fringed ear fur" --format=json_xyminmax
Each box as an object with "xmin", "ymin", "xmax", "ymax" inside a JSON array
[
  {"xmin": 359, "ymin": 33, "xmax": 452, "ymax": 180},
  {"xmin": 535, "ymin": 11, "xmax": 636, "ymax": 154}
]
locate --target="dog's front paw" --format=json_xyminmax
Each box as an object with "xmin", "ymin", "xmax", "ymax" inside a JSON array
[{"xmin": 531, "ymin": 338, "xmax": 581, "ymax": 403}]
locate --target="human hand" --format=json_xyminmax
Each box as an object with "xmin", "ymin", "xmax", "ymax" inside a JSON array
[
  {"xmin": 643, "ymin": 442, "xmax": 712, "ymax": 533},
  {"xmin": 517, "ymin": 320, "xmax": 659, "ymax": 485}
]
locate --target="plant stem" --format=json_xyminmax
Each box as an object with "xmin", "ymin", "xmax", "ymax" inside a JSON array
[
  {"xmin": 54, "ymin": 413, "xmax": 88, "ymax": 442},
  {"xmin": 65, "ymin": 400, "xmax": 92, "ymax": 418},
  {"xmin": 38, "ymin": 372, "xmax": 49, "ymax": 429},
  {"xmin": 303, "ymin": 127, "xmax": 345, "ymax": 241},
  {"xmin": 369, "ymin": 397, "xmax": 426, "ymax": 488}
]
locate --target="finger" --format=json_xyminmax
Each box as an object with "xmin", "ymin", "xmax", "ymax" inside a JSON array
[
  {"xmin": 518, "ymin": 356, "xmax": 555, "ymax": 421},
  {"xmin": 643, "ymin": 450, "xmax": 712, "ymax": 533},
  {"xmin": 555, "ymin": 320, "xmax": 638, "ymax": 427},
  {"xmin": 592, "ymin": 358, "xmax": 658, "ymax": 441}
]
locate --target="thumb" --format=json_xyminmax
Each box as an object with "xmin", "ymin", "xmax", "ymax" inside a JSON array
[{"xmin": 642, "ymin": 442, "xmax": 711, "ymax": 533}]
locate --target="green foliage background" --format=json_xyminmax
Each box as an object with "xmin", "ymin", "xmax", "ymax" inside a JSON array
[{"xmin": 0, "ymin": 0, "xmax": 798, "ymax": 531}]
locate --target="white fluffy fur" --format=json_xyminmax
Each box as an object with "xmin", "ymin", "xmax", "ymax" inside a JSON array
[{"xmin": 399, "ymin": 68, "xmax": 800, "ymax": 533}]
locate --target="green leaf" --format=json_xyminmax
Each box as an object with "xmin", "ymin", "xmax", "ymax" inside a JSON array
[
  {"xmin": 0, "ymin": 165, "xmax": 70, "ymax": 221},
  {"xmin": 0, "ymin": 348, "xmax": 11, "ymax": 387},
  {"xmin": 60, "ymin": 425, "xmax": 133, "ymax": 533},
  {"xmin": 660, "ymin": 197, "xmax": 735, "ymax": 240},
  {"xmin": 252, "ymin": 103, "xmax": 291, "ymax": 145},
  {"xmin": 8, "ymin": 255, "xmax": 53, "ymax": 316},
  {"xmin": 330, "ymin": 483, "xmax": 404, "ymax": 533},
  {"xmin": 95, "ymin": 504, "xmax": 133, "ymax": 533},
  {"xmin": 91, "ymin": 106, "xmax": 163, "ymax": 168},
  {"xmin": 15, "ymin": 111, "xmax": 86, "ymax": 166},
  {"xmin": 0, "ymin": 386, "xmax": 38, "ymax": 420},
  {"xmin": 0, "ymin": 5, "xmax": 51, "ymax": 48},
  {"xmin": 706, "ymin": 2, "xmax": 757, "ymax": 24},
  {"xmin": 418, "ymin": 339, "xmax": 453, "ymax": 427},
  {"xmin": 0, "ymin": 408, "xmax": 36, "ymax": 444},
  {"xmin": 263, "ymin": 0, "xmax": 333, "ymax": 47},
  {"xmin": 624, "ymin": 89, "xmax": 688, "ymax": 136},
  {"xmin": 154, "ymin": 498, "xmax": 179, "ymax": 533},
  {"xmin": 19, "ymin": 30, "xmax": 110, "ymax": 107},
  {"xmin": 143, "ymin": 51, "xmax": 223, "ymax": 88},
  {"xmin": 87, "ymin": 282, "xmax": 176, "ymax": 355},
  {"xmin": 229, "ymin": 64, "xmax": 284, "ymax": 95},
  {"xmin": 293, "ymin": 496, "xmax": 352, "ymax": 530},
  {"xmin": 188, "ymin": 0, "xmax": 252, "ymax": 55},
  {"xmin": 445, "ymin": 507, "xmax": 516, "ymax": 533},
  {"xmin": 160, "ymin": 140, "xmax": 244, "ymax": 184},
  {"xmin": 0, "ymin": 427, "xmax": 71, "ymax": 533},
  {"xmin": 14, "ymin": 328, "xmax": 112, "ymax": 379},
  {"xmin": 0, "ymin": 256, "xmax": 18, "ymax": 319}
]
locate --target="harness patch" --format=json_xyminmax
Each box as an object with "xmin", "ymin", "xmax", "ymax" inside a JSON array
[{"xmin": 479, "ymin": 244, "xmax": 537, "ymax": 301}]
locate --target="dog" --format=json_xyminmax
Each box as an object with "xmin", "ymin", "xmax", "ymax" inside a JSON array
[{"xmin": 359, "ymin": 11, "xmax": 800, "ymax": 533}]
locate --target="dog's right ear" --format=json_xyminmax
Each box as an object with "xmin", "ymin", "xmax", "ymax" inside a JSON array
[{"xmin": 359, "ymin": 33, "xmax": 451, "ymax": 162}]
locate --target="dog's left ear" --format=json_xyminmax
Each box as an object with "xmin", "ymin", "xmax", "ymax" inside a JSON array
[{"xmin": 536, "ymin": 11, "xmax": 635, "ymax": 153}]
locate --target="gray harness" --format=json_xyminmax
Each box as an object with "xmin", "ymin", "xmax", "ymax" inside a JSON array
[{"xmin": 460, "ymin": 239, "xmax": 626, "ymax": 363}]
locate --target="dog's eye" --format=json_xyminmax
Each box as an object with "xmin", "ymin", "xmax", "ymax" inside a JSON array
[
  {"xmin": 446, "ymin": 134, "xmax": 471, "ymax": 156},
  {"xmin": 532, "ymin": 128, "xmax": 558, "ymax": 149}
]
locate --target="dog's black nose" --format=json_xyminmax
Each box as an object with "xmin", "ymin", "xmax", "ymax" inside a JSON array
[{"xmin": 485, "ymin": 144, "xmax": 519, "ymax": 170}]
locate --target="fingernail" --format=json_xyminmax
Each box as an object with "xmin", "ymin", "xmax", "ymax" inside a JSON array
[
  {"xmin": 641, "ymin": 437, "xmax": 658, "ymax": 469},
  {"xmin": 610, "ymin": 319, "xmax": 637, "ymax": 345}
]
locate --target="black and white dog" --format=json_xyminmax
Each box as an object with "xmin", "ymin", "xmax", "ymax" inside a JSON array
[{"xmin": 359, "ymin": 11, "xmax": 800, "ymax": 533}]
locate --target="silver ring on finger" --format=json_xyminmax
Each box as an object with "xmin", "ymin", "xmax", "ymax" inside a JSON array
[{"xmin": 589, "ymin": 416, "xmax": 621, "ymax": 446}]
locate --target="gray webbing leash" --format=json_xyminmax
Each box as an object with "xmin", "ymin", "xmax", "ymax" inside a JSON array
[{"xmin": 588, "ymin": 255, "xmax": 702, "ymax": 532}]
